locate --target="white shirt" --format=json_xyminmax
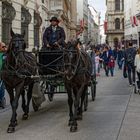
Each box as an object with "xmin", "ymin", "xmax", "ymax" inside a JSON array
[{"xmin": 135, "ymin": 54, "xmax": 140, "ymax": 72}]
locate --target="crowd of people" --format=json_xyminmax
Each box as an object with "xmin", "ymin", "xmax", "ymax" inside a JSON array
[{"xmin": 86, "ymin": 41, "xmax": 140, "ymax": 88}]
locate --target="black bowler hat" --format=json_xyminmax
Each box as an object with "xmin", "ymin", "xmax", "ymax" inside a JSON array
[{"xmin": 50, "ymin": 17, "xmax": 59, "ymax": 22}]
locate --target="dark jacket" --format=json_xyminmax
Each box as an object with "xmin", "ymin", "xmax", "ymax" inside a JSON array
[
  {"xmin": 101, "ymin": 50, "xmax": 113, "ymax": 64},
  {"xmin": 43, "ymin": 25, "xmax": 66, "ymax": 47},
  {"xmin": 117, "ymin": 50, "xmax": 124, "ymax": 61}
]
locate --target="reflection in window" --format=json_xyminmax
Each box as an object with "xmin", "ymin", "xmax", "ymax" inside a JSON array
[{"xmin": 115, "ymin": 0, "xmax": 120, "ymax": 11}]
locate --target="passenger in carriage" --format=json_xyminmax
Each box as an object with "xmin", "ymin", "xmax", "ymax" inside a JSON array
[{"xmin": 42, "ymin": 16, "xmax": 66, "ymax": 50}]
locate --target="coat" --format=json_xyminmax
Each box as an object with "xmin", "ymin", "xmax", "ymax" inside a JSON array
[{"xmin": 43, "ymin": 25, "xmax": 66, "ymax": 47}]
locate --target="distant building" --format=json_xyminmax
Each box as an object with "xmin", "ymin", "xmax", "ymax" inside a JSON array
[
  {"xmin": 105, "ymin": 0, "xmax": 124, "ymax": 48},
  {"xmin": 76, "ymin": 0, "xmax": 88, "ymax": 43},
  {"xmin": 88, "ymin": 6, "xmax": 101, "ymax": 45},
  {"xmin": 124, "ymin": 0, "xmax": 140, "ymax": 47}
]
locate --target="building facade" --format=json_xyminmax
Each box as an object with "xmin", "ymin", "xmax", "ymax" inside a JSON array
[
  {"xmin": 124, "ymin": 0, "xmax": 140, "ymax": 47},
  {"xmin": 0, "ymin": 0, "xmax": 77, "ymax": 50},
  {"xmin": 105, "ymin": 0, "xmax": 124, "ymax": 48},
  {"xmin": 0, "ymin": 0, "xmax": 49, "ymax": 50},
  {"xmin": 88, "ymin": 6, "xmax": 101, "ymax": 45},
  {"xmin": 76, "ymin": 0, "xmax": 88, "ymax": 43}
]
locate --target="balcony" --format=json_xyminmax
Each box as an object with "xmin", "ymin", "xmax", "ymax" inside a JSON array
[
  {"xmin": 105, "ymin": 29, "xmax": 124, "ymax": 34},
  {"xmin": 107, "ymin": 10, "xmax": 124, "ymax": 16}
]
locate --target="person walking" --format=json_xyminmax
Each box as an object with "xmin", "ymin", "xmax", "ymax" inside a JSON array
[
  {"xmin": 135, "ymin": 48, "xmax": 140, "ymax": 81},
  {"xmin": 124, "ymin": 42, "xmax": 136, "ymax": 86},
  {"xmin": 101, "ymin": 46, "xmax": 113, "ymax": 76},
  {"xmin": 0, "ymin": 42, "xmax": 7, "ymax": 108},
  {"xmin": 108, "ymin": 55, "xmax": 115, "ymax": 76},
  {"xmin": 95, "ymin": 50, "xmax": 102, "ymax": 76},
  {"xmin": 117, "ymin": 47, "xmax": 124, "ymax": 70}
]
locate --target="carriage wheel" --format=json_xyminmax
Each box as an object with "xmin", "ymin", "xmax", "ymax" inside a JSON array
[
  {"xmin": 47, "ymin": 84, "xmax": 55, "ymax": 102},
  {"xmin": 32, "ymin": 99, "xmax": 39, "ymax": 112},
  {"xmin": 84, "ymin": 91, "xmax": 88, "ymax": 111},
  {"xmin": 91, "ymin": 81, "xmax": 96, "ymax": 101}
]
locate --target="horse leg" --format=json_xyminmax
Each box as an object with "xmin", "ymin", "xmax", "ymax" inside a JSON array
[
  {"xmin": 78, "ymin": 85, "xmax": 88, "ymax": 120},
  {"xmin": 21, "ymin": 89, "xmax": 26, "ymax": 114},
  {"xmin": 22, "ymin": 83, "xmax": 33, "ymax": 120},
  {"xmin": 70, "ymin": 83, "xmax": 86, "ymax": 132},
  {"xmin": 70, "ymin": 92, "xmax": 78, "ymax": 132},
  {"xmin": 68, "ymin": 92, "xmax": 73, "ymax": 126},
  {"xmin": 7, "ymin": 82, "xmax": 24, "ymax": 133},
  {"xmin": 65, "ymin": 84, "xmax": 73, "ymax": 126}
]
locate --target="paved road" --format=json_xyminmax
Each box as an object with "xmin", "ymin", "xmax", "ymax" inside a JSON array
[{"xmin": 0, "ymin": 69, "xmax": 140, "ymax": 140}]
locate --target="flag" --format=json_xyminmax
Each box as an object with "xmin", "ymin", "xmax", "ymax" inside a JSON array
[
  {"xmin": 130, "ymin": 16, "xmax": 135, "ymax": 27},
  {"xmin": 133, "ymin": 16, "xmax": 138, "ymax": 26}
]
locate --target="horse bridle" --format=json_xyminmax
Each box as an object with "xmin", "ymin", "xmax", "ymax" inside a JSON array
[{"xmin": 64, "ymin": 49, "xmax": 81, "ymax": 81}]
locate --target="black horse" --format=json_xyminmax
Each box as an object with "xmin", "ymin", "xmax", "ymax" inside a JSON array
[
  {"xmin": 64, "ymin": 40, "xmax": 92, "ymax": 132},
  {"xmin": 1, "ymin": 29, "xmax": 37, "ymax": 133}
]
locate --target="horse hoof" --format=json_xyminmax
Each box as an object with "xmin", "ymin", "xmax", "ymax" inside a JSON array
[
  {"xmin": 84, "ymin": 108, "xmax": 87, "ymax": 111},
  {"xmin": 14, "ymin": 120, "xmax": 18, "ymax": 126},
  {"xmin": 22, "ymin": 114, "xmax": 28, "ymax": 120},
  {"xmin": 70, "ymin": 126, "xmax": 78, "ymax": 132},
  {"xmin": 7, "ymin": 127, "xmax": 15, "ymax": 133},
  {"xmin": 68, "ymin": 120, "xmax": 73, "ymax": 126}
]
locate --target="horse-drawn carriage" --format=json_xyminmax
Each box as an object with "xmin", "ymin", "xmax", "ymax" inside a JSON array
[
  {"xmin": 37, "ymin": 49, "xmax": 96, "ymax": 108},
  {"xmin": 2, "ymin": 30, "xmax": 97, "ymax": 133}
]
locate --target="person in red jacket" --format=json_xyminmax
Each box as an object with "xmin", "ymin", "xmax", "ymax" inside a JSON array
[{"xmin": 108, "ymin": 55, "xmax": 115, "ymax": 76}]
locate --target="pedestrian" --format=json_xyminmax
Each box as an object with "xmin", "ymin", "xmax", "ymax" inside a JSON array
[
  {"xmin": 124, "ymin": 42, "xmax": 136, "ymax": 86},
  {"xmin": 108, "ymin": 55, "xmax": 115, "ymax": 76},
  {"xmin": 95, "ymin": 50, "xmax": 102, "ymax": 76},
  {"xmin": 117, "ymin": 47, "xmax": 124, "ymax": 70},
  {"xmin": 0, "ymin": 42, "xmax": 7, "ymax": 108},
  {"xmin": 135, "ymin": 48, "xmax": 140, "ymax": 81},
  {"xmin": 101, "ymin": 46, "xmax": 113, "ymax": 76}
]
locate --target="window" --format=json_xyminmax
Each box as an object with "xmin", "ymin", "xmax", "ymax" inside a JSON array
[
  {"xmin": 115, "ymin": 0, "xmax": 120, "ymax": 11},
  {"xmin": 42, "ymin": 0, "xmax": 44, "ymax": 3},
  {"xmin": 115, "ymin": 18, "xmax": 120, "ymax": 29},
  {"xmin": 122, "ymin": 0, "xmax": 124, "ymax": 11}
]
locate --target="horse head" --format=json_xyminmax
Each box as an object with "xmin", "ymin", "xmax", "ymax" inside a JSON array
[
  {"xmin": 64, "ymin": 39, "xmax": 81, "ymax": 79},
  {"xmin": 8, "ymin": 29, "xmax": 26, "ymax": 54}
]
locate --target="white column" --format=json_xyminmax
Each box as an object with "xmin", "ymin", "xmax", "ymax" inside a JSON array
[{"xmin": 12, "ymin": 1, "xmax": 21, "ymax": 34}]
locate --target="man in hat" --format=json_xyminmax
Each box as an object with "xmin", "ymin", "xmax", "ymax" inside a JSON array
[{"xmin": 43, "ymin": 16, "xmax": 66, "ymax": 49}]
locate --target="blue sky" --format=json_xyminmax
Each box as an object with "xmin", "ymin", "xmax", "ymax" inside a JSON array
[{"xmin": 88, "ymin": 0, "xmax": 106, "ymax": 24}]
